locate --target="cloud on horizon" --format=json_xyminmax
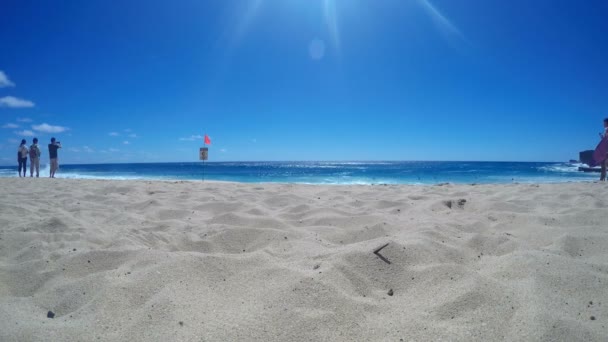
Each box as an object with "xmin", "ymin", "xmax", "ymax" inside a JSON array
[
  {"xmin": 17, "ymin": 117, "xmax": 32, "ymax": 122},
  {"xmin": 2, "ymin": 123, "xmax": 19, "ymax": 129},
  {"xmin": 0, "ymin": 96, "xmax": 35, "ymax": 108},
  {"xmin": 179, "ymin": 135, "xmax": 203, "ymax": 141},
  {"xmin": 0, "ymin": 71, "xmax": 15, "ymax": 88},
  {"xmin": 109, "ymin": 132, "xmax": 120, "ymax": 136},
  {"xmin": 32, "ymin": 123, "xmax": 69, "ymax": 133}
]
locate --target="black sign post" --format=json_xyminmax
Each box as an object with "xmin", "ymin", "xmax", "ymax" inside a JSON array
[{"xmin": 200, "ymin": 147, "xmax": 209, "ymax": 181}]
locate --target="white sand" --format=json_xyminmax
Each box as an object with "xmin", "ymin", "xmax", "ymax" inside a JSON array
[{"xmin": 1, "ymin": 179, "xmax": 607, "ymax": 341}]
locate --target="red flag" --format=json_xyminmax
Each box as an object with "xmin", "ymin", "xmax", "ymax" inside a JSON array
[{"xmin": 204, "ymin": 134, "xmax": 211, "ymax": 145}]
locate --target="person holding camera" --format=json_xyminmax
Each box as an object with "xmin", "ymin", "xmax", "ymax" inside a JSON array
[{"xmin": 48, "ymin": 137, "xmax": 61, "ymax": 178}]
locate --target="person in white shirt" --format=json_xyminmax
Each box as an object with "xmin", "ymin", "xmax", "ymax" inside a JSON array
[
  {"xmin": 17, "ymin": 139, "xmax": 28, "ymax": 177},
  {"xmin": 29, "ymin": 138, "xmax": 42, "ymax": 178}
]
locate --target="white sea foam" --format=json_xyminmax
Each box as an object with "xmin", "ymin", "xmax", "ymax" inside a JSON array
[
  {"xmin": 0, "ymin": 163, "xmax": 162, "ymax": 181},
  {"xmin": 537, "ymin": 163, "xmax": 595, "ymax": 174}
]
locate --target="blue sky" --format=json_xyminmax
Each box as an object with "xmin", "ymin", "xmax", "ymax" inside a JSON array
[{"xmin": 1, "ymin": 0, "xmax": 607, "ymax": 164}]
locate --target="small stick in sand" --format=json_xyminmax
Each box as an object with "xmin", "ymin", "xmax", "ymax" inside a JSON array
[{"xmin": 373, "ymin": 243, "xmax": 391, "ymax": 264}]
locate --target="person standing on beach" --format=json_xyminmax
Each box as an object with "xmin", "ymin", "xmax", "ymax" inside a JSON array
[
  {"xmin": 48, "ymin": 137, "xmax": 61, "ymax": 178},
  {"xmin": 600, "ymin": 118, "xmax": 608, "ymax": 181},
  {"xmin": 17, "ymin": 139, "xmax": 28, "ymax": 177},
  {"xmin": 29, "ymin": 138, "xmax": 41, "ymax": 178}
]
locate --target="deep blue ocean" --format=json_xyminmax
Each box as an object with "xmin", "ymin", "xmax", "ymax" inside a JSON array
[{"xmin": 0, "ymin": 161, "xmax": 599, "ymax": 184}]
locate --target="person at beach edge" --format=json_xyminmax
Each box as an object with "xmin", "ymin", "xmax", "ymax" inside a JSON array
[
  {"xmin": 48, "ymin": 137, "xmax": 61, "ymax": 178},
  {"xmin": 29, "ymin": 138, "xmax": 41, "ymax": 178},
  {"xmin": 600, "ymin": 118, "xmax": 608, "ymax": 182},
  {"xmin": 17, "ymin": 139, "xmax": 28, "ymax": 177}
]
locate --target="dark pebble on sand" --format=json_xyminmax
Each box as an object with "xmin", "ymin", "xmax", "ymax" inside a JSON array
[
  {"xmin": 590, "ymin": 316, "xmax": 596, "ymax": 320},
  {"xmin": 313, "ymin": 264, "xmax": 320, "ymax": 270},
  {"xmin": 387, "ymin": 289, "xmax": 394, "ymax": 296},
  {"xmin": 88, "ymin": 260, "xmax": 91, "ymax": 263},
  {"xmin": 47, "ymin": 311, "xmax": 55, "ymax": 318},
  {"xmin": 179, "ymin": 321, "xmax": 184, "ymax": 326},
  {"xmin": 73, "ymin": 249, "xmax": 76, "ymax": 252}
]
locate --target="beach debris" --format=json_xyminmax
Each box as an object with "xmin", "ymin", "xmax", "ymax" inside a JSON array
[
  {"xmin": 590, "ymin": 316, "xmax": 596, "ymax": 320},
  {"xmin": 444, "ymin": 199, "xmax": 467, "ymax": 209},
  {"xmin": 373, "ymin": 243, "xmax": 391, "ymax": 264},
  {"xmin": 179, "ymin": 321, "xmax": 184, "ymax": 326},
  {"xmin": 387, "ymin": 289, "xmax": 394, "ymax": 296},
  {"xmin": 313, "ymin": 264, "xmax": 320, "ymax": 270},
  {"xmin": 47, "ymin": 311, "xmax": 55, "ymax": 319}
]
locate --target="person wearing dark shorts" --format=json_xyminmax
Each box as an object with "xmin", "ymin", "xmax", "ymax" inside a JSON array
[
  {"xmin": 48, "ymin": 137, "xmax": 61, "ymax": 178},
  {"xmin": 17, "ymin": 139, "xmax": 28, "ymax": 177}
]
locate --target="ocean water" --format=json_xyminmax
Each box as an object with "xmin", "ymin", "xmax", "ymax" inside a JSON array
[{"xmin": 0, "ymin": 161, "xmax": 599, "ymax": 184}]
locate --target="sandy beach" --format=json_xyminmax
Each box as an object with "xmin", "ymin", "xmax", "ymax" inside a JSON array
[{"xmin": 0, "ymin": 179, "xmax": 607, "ymax": 341}]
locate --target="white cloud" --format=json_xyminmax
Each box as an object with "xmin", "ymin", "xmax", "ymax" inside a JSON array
[
  {"xmin": 123, "ymin": 141, "xmax": 130, "ymax": 145},
  {"xmin": 179, "ymin": 135, "xmax": 203, "ymax": 141},
  {"xmin": 128, "ymin": 133, "xmax": 138, "ymax": 138},
  {"xmin": 220, "ymin": 148, "xmax": 227, "ymax": 153},
  {"xmin": 7, "ymin": 138, "xmax": 19, "ymax": 144},
  {"xmin": 0, "ymin": 71, "xmax": 15, "ymax": 88},
  {"xmin": 32, "ymin": 123, "xmax": 68, "ymax": 133},
  {"xmin": 2, "ymin": 123, "xmax": 19, "ymax": 129},
  {"xmin": 68, "ymin": 147, "xmax": 80, "ymax": 153},
  {"xmin": 0, "ymin": 96, "xmax": 35, "ymax": 108},
  {"xmin": 83, "ymin": 146, "xmax": 94, "ymax": 153},
  {"xmin": 109, "ymin": 148, "xmax": 120, "ymax": 152},
  {"xmin": 124, "ymin": 128, "xmax": 132, "ymax": 132},
  {"xmin": 109, "ymin": 132, "xmax": 120, "ymax": 136},
  {"xmin": 16, "ymin": 117, "xmax": 32, "ymax": 122},
  {"xmin": 15, "ymin": 130, "xmax": 35, "ymax": 137}
]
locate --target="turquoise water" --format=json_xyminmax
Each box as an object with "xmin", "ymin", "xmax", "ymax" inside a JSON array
[{"xmin": 0, "ymin": 161, "xmax": 598, "ymax": 184}]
